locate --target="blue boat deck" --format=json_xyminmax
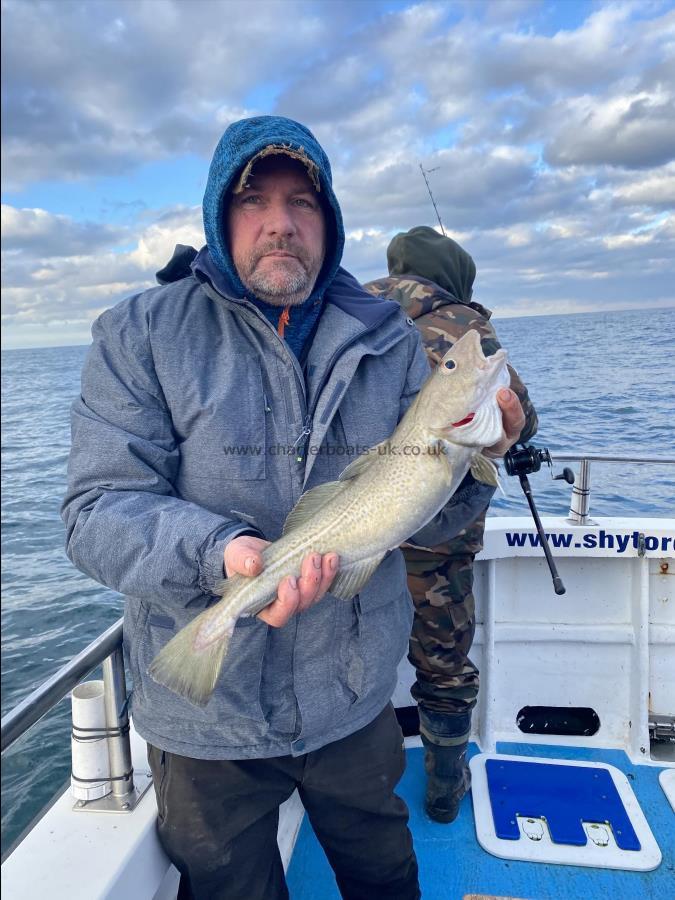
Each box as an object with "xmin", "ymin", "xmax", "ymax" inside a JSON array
[{"xmin": 286, "ymin": 742, "xmax": 674, "ymax": 900}]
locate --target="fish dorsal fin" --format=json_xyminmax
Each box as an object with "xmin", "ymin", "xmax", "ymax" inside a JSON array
[
  {"xmin": 471, "ymin": 453, "xmax": 499, "ymax": 487},
  {"xmin": 329, "ymin": 552, "xmax": 385, "ymax": 601},
  {"xmin": 338, "ymin": 440, "xmax": 390, "ymax": 482},
  {"xmin": 282, "ymin": 481, "xmax": 347, "ymax": 536}
]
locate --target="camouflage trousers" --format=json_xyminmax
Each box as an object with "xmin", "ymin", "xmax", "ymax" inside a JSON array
[{"xmin": 405, "ymin": 513, "xmax": 486, "ymax": 731}]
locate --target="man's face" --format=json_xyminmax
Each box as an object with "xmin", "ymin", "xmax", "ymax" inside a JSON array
[{"xmin": 227, "ymin": 155, "xmax": 326, "ymax": 306}]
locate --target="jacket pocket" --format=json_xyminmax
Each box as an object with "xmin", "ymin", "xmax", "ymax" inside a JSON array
[
  {"xmin": 177, "ymin": 357, "xmax": 267, "ymax": 484},
  {"xmin": 131, "ymin": 603, "xmax": 269, "ymax": 728},
  {"xmin": 336, "ymin": 583, "xmax": 413, "ymax": 707}
]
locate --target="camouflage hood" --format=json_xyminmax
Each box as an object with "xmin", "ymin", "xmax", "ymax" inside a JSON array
[
  {"xmin": 388, "ymin": 226, "xmax": 475, "ymax": 301},
  {"xmin": 373, "ymin": 226, "xmax": 489, "ymax": 322}
]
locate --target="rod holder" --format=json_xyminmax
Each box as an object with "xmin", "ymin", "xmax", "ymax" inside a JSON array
[
  {"xmin": 72, "ymin": 648, "xmax": 153, "ymax": 813},
  {"xmin": 71, "ymin": 680, "xmax": 111, "ymax": 801}
]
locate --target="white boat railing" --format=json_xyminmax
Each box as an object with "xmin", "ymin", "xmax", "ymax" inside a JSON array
[
  {"xmin": 549, "ymin": 452, "xmax": 675, "ymax": 524},
  {"xmin": 1, "ymin": 618, "xmax": 123, "ymax": 752},
  {"xmin": 0, "ymin": 618, "xmax": 143, "ymax": 813}
]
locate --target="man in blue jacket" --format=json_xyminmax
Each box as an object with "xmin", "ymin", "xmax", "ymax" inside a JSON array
[{"xmin": 62, "ymin": 116, "xmax": 524, "ymax": 900}]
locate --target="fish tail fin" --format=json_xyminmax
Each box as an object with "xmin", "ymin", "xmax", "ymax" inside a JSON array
[{"xmin": 148, "ymin": 610, "xmax": 235, "ymax": 708}]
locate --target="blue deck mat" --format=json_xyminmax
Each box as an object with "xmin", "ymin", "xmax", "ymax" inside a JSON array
[{"xmin": 286, "ymin": 742, "xmax": 675, "ymax": 900}]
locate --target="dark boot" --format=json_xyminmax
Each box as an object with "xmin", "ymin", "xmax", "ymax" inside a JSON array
[
  {"xmin": 422, "ymin": 739, "xmax": 471, "ymax": 823},
  {"xmin": 418, "ymin": 709, "xmax": 472, "ymax": 823}
]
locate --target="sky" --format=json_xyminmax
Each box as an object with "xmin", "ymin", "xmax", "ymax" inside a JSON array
[{"xmin": 2, "ymin": 0, "xmax": 674, "ymax": 349}]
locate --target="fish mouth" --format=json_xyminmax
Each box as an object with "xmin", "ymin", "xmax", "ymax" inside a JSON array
[
  {"xmin": 484, "ymin": 348, "xmax": 508, "ymax": 386},
  {"xmin": 445, "ymin": 329, "xmax": 506, "ymax": 377},
  {"xmin": 464, "ymin": 330, "xmax": 507, "ymax": 375},
  {"xmin": 440, "ymin": 330, "xmax": 510, "ymax": 445}
]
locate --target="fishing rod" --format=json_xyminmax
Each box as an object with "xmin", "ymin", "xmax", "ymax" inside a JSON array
[
  {"xmin": 419, "ymin": 164, "xmax": 446, "ymax": 236},
  {"xmin": 503, "ymin": 444, "xmax": 575, "ymax": 595}
]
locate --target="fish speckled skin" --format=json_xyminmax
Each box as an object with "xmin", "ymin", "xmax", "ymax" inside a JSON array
[{"xmin": 149, "ymin": 329, "xmax": 509, "ymax": 705}]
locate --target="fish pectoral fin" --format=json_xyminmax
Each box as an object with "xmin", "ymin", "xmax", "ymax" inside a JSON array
[
  {"xmin": 424, "ymin": 433, "xmax": 450, "ymax": 457},
  {"xmin": 338, "ymin": 440, "xmax": 390, "ymax": 482},
  {"xmin": 329, "ymin": 553, "xmax": 386, "ymax": 601},
  {"xmin": 428, "ymin": 426, "xmax": 454, "ymax": 441},
  {"xmin": 470, "ymin": 453, "xmax": 500, "ymax": 487},
  {"xmin": 282, "ymin": 481, "xmax": 348, "ymax": 536},
  {"xmin": 419, "ymin": 432, "xmax": 456, "ymax": 487}
]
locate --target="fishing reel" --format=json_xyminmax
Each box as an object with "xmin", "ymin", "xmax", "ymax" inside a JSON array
[
  {"xmin": 502, "ymin": 444, "xmax": 574, "ymax": 596},
  {"xmin": 504, "ymin": 444, "xmax": 574, "ymax": 484},
  {"xmin": 504, "ymin": 444, "xmax": 551, "ymax": 477}
]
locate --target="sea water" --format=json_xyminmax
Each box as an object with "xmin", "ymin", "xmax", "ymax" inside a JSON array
[{"xmin": 2, "ymin": 306, "xmax": 674, "ymax": 854}]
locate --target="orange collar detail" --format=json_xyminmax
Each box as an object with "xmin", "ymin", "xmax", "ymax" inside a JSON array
[{"xmin": 277, "ymin": 306, "xmax": 290, "ymax": 338}]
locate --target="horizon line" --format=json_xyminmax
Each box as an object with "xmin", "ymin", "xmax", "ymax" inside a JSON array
[{"xmin": 2, "ymin": 303, "xmax": 674, "ymax": 352}]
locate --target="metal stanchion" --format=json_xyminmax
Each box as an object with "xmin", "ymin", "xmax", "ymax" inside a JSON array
[
  {"xmin": 102, "ymin": 648, "xmax": 134, "ymax": 801},
  {"xmin": 568, "ymin": 458, "xmax": 591, "ymax": 524}
]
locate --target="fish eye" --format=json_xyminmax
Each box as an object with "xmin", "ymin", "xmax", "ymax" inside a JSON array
[{"xmin": 444, "ymin": 360, "xmax": 456, "ymax": 370}]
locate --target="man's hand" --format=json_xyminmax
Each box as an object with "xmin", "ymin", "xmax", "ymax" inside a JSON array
[
  {"xmin": 484, "ymin": 388, "xmax": 526, "ymax": 458},
  {"xmin": 224, "ymin": 534, "xmax": 339, "ymax": 627}
]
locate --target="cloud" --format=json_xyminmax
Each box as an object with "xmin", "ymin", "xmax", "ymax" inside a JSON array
[
  {"xmin": 1, "ymin": 0, "xmax": 325, "ymax": 188},
  {"xmin": 544, "ymin": 90, "xmax": 675, "ymax": 169},
  {"xmin": 590, "ymin": 163, "xmax": 675, "ymax": 210},
  {"xmin": 1, "ymin": 205, "xmax": 125, "ymax": 256},
  {"xmin": 334, "ymin": 144, "xmax": 601, "ymax": 237},
  {"xmin": 344, "ymin": 203, "xmax": 675, "ymax": 317},
  {"xmin": 1, "ymin": 204, "xmax": 205, "ymax": 336}
]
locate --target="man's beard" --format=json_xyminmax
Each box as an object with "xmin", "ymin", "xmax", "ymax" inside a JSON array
[{"xmin": 238, "ymin": 241, "xmax": 324, "ymax": 307}]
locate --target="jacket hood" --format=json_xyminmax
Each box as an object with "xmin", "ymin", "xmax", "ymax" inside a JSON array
[
  {"xmin": 202, "ymin": 115, "xmax": 345, "ymax": 303},
  {"xmin": 387, "ymin": 226, "xmax": 476, "ymax": 303}
]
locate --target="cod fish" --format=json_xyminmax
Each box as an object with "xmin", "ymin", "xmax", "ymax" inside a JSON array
[{"xmin": 149, "ymin": 329, "xmax": 509, "ymax": 706}]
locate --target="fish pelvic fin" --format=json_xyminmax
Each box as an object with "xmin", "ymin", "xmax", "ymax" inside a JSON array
[
  {"xmin": 213, "ymin": 572, "xmax": 246, "ymax": 599},
  {"xmin": 329, "ymin": 552, "xmax": 385, "ymax": 601},
  {"xmin": 471, "ymin": 453, "xmax": 500, "ymax": 487},
  {"xmin": 148, "ymin": 609, "xmax": 235, "ymax": 708}
]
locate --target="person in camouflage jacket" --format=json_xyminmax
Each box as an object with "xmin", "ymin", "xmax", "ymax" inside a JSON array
[{"xmin": 364, "ymin": 225, "xmax": 538, "ymax": 823}]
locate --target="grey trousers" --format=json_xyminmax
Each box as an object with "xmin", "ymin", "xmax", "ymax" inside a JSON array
[{"xmin": 147, "ymin": 704, "xmax": 420, "ymax": 900}]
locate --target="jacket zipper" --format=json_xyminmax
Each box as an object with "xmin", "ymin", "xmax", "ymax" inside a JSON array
[{"xmin": 292, "ymin": 414, "xmax": 313, "ymax": 463}]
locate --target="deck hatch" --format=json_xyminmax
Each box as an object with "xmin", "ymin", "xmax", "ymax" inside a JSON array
[
  {"xmin": 470, "ymin": 753, "xmax": 663, "ymax": 871},
  {"xmin": 485, "ymin": 758, "xmax": 639, "ymax": 850}
]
